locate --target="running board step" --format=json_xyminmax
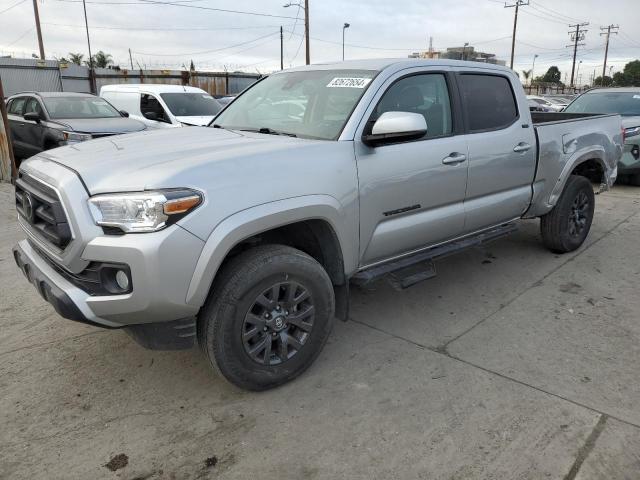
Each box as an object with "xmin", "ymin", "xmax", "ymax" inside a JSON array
[{"xmin": 352, "ymin": 223, "xmax": 518, "ymax": 289}]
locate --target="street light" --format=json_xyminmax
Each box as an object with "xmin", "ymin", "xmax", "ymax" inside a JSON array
[
  {"xmin": 576, "ymin": 60, "xmax": 582, "ymax": 86},
  {"xmin": 342, "ymin": 23, "xmax": 350, "ymax": 61},
  {"xmin": 462, "ymin": 42, "xmax": 469, "ymax": 61},
  {"xmin": 531, "ymin": 54, "xmax": 538, "ymax": 87},
  {"xmin": 284, "ymin": 1, "xmax": 310, "ymax": 65}
]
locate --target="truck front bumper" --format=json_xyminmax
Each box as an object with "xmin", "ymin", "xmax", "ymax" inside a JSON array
[{"xmin": 13, "ymin": 223, "xmax": 206, "ymax": 349}]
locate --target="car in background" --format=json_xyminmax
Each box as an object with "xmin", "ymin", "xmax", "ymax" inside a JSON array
[
  {"xmin": 543, "ymin": 96, "xmax": 572, "ymax": 110},
  {"xmin": 564, "ymin": 88, "xmax": 640, "ymax": 185},
  {"xmin": 527, "ymin": 95, "xmax": 563, "ymax": 112},
  {"xmin": 215, "ymin": 95, "xmax": 236, "ymax": 107},
  {"xmin": 528, "ymin": 99, "xmax": 551, "ymax": 112},
  {"xmin": 100, "ymin": 84, "xmax": 222, "ymax": 128},
  {"xmin": 5, "ymin": 92, "xmax": 146, "ymax": 162}
]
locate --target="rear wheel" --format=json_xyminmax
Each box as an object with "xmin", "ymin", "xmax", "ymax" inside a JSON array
[
  {"xmin": 198, "ymin": 245, "xmax": 335, "ymax": 391},
  {"xmin": 540, "ymin": 175, "xmax": 595, "ymax": 253}
]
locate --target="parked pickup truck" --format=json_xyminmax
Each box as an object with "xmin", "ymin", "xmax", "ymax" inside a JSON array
[{"xmin": 13, "ymin": 60, "xmax": 623, "ymax": 390}]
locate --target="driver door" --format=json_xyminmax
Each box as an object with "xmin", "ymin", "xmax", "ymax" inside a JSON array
[
  {"xmin": 140, "ymin": 93, "xmax": 173, "ymax": 128},
  {"xmin": 355, "ymin": 69, "xmax": 469, "ymax": 266}
]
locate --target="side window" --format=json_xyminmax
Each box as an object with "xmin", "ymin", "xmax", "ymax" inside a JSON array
[
  {"xmin": 24, "ymin": 98, "xmax": 44, "ymax": 118},
  {"xmin": 459, "ymin": 74, "xmax": 518, "ymax": 132},
  {"xmin": 373, "ymin": 73, "xmax": 452, "ymax": 138},
  {"xmin": 140, "ymin": 94, "xmax": 168, "ymax": 121},
  {"xmin": 8, "ymin": 97, "xmax": 26, "ymax": 115}
]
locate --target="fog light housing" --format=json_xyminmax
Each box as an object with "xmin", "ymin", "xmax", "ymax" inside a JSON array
[
  {"xmin": 115, "ymin": 270, "xmax": 130, "ymax": 290},
  {"xmin": 100, "ymin": 266, "xmax": 132, "ymax": 294}
]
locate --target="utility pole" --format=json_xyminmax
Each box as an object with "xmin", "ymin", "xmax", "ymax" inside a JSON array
[
  {"xmin": 505, "ymin": 0, "xmax": 528, "ymax": 70},
  {"xmin": 280, "ymin": 26, "xmax": 284, "ymax": 70},
  {"xmin": 128, "ymin": 48, "xmax": 134, "ymax": 70},
  {"xmin": 284, "ymin": 0, "xmax": 310, "ymax": 65},
  {"xmin": 600, "ymin": 24, "xmax": 619, "ymax": 84},
  {"xmin": 567, "ymin": 22, "xmax": 588, "ymax": 88},
  {"xmin": 32, "ymin": 0, "xmax": 45, "ymax": 59},
  {"xmin": 304, "ymin": 0, "xmax": 310, "ymax": 65},
  {"xmin": 82, "ymin": 0, "xmax": 96, "ymax": 93}
]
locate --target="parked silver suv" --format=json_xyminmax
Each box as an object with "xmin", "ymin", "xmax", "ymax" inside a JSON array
[{"xmin": 13, "ymin": 60, "xmax": 622, "ymax": 390}]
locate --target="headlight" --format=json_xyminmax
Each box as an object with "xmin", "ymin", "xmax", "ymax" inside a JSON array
[
  {"xmin": 63, "ymin": 131, "xmax": 93, "ymax": 143},
  {"xmin": 88, "ymin": 189, "xmax": 202, "ymax": 233},
  {"xmin": 624, "ymin": 126, "xmax": 640, "ymax": 138}
]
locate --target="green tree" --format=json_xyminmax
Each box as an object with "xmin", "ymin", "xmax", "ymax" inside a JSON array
[
  {"xmin": 541, "ymin": 66, "xmax": 561, "ymax": 84},
  {"xmin": 68, "ymin": 53, "xmax": 84, "ymax": 65},
  {"xmin": 85, "ymin": 51, "xmax": 113, "ymax": 68},
  {"xmin": 614, "ymin": 60, "xmax": 640, "ymax": 86},
  {"xmin": 521, "ymin": 69, "xmax": 532, "ymax": 84},
  {"xmin": 594, "ymin": 75, "xmax": 613, "ymax": 87}
]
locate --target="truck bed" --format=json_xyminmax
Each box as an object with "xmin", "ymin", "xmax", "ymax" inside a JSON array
[
  {"xmin": 531, "ymin": 112, "xmax": 616, "ymax": 125},
  {"xmin": 526, "ymin": 111, "xmax": 622, "ymax": 218}
]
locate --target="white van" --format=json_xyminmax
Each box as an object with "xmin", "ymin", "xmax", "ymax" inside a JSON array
[{"xmin": 100, "ymin": 84, "xmax": 223, "ymax": 128}]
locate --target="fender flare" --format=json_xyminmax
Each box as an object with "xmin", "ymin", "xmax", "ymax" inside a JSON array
[
  {"xmin": 547, "ymin": 147, "xmax": 610, "ymax": 208},
  {"xmin": 185, "ymin": 195, "xmax": 354, "ymax": 308}
]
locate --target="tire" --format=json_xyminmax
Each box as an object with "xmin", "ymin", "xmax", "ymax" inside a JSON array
[
  {"xmin": 540, "ymin": 175, "xmax": 595, "ymax": 253},
  {"xmin": 198, "ymin": 244, "xmax": 335, "ymax": 391},
  {"xmin": 628, "ymin": 174, "xmax": 640, "ymax": 187}
]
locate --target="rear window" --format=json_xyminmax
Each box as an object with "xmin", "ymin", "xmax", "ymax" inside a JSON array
[{"xmin": 459, "ymin": 74, "xmax": 518, "ymax": 132}]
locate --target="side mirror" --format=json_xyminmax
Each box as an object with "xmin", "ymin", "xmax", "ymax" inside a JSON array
[
  {"xmin": 142, "ymin": 111, "xmax": 159, "ymax": 121},
  {"xmin": 120, "ymin": 110, "xmax": 129, "ymax": 117},
  {"xmin": 23, "ymin": 112, "xmax": 42, "ymax": 123},
  {"xmin": 362, "ymin": 111, "xmax": 427, "ymax": 147}
]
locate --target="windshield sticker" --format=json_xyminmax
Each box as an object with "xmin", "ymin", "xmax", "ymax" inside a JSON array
[{"xmin": 326, "ymin": 77, "xmax": 372, "ymax": 88}]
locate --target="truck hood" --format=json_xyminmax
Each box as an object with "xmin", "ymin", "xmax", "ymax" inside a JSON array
[
  {"xmin": 174, "ymin": 115, "xmax": 215, "ymax": 126},
  {"xmin": 51, "ymin": 117, "xmax": 146, "ymax": 134},
  {"xmin": 40, "ymin": 127, "xmax": 323, "ymax": 193}
]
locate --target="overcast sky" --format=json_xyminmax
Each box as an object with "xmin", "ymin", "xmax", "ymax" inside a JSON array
[{"xmin": 1, "ymin": 0, "xmax": 639, "ymax": 82}]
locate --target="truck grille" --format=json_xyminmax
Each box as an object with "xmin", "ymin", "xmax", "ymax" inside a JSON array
[{"xmin": 15, "ymin": 173, "xmax": 72, "ymax": 249}]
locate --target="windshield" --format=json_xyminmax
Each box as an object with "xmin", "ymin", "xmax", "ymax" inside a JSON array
[
  {"xmin": 564, "ymin": 91, "xmax": 640, "ymax": 116},
  {"xmin": 44, "ymin": 97, "xmax": 122, "ymax": 119},
  {"xmin": 212, "ymin": 69, "xmax": 377, "ymax": 140},
  {"xmin": 160, "ymin": 92, "xmax": 222, "ymax": 117}
]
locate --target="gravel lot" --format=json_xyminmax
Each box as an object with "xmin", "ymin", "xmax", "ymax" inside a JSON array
[{"xmin": 1, "ymin": 181, "xmax": 639, "ymax": 479}]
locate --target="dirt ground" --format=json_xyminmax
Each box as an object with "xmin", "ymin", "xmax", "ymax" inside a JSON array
[{"xmin": 1, "ymin": 182, "xmax": 639, "ymax": 479}]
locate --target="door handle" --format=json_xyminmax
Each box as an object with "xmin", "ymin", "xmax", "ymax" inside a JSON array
[
  {"xmin": 442, "ymin": 152, "xmax": 467, "ymax": 165},
  {"xmin": 513, "ymin": 142, "xmax": 531, "ymax": 153}
]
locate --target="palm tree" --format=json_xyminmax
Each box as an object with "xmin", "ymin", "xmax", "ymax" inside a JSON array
[
  {"xmin": 85, "ymin": 51, "xmax": 113, "ymax": 68},
  {"xmin": 68, "ymin": 53, "xmax": 84, "ymax": 65},
  {"xmin": 522, "ymin": 69, "xmax": 532, "ymax": 84}
]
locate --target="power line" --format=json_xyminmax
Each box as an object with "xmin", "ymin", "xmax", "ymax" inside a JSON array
[
  {"xmin": 519, "ymin": 8, "xmax": 569, "ymax": 26},
  {"xmin": 132, "ymin": 30, "xmax": 279, "ymax": 56},
  {"xmin": 42, "ymin": 22, "xmax": 294, "ymax": 31},
  {"xmin": 2, "ymin": 26, "xmax": 35, "ymax": 48},
  {"xmin": 51, "ymin": 0, "xmax": 298, "ymax": 18},
  {"xmin": 529, "ymin": 1, "xmax": 584, "ymax": 23},
  {"xmin": 0, "ymin": 0, "xmax": 26, "ymax": 15},
  {"xmin": 137, "ymin": 0, "xmax": 298, "ymax": 19}
]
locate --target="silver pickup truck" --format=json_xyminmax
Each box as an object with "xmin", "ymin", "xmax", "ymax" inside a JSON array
[{"xmin": 12, "ymin": 60, "xmax": 623, "ymax": 390}]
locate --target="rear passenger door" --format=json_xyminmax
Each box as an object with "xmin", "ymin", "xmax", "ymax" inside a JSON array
[{"xmin": 455, "ymin": 71, "xmax": 536, "ymax": 233}]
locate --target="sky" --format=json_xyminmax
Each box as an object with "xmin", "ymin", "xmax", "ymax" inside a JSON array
[{"xmin": 1, "ymin": 0, "xmax": 639, "ymax": 83}]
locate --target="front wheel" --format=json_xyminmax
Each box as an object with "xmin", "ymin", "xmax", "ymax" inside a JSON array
[
  {"xmin": 540, "ymin": 175, "xmax": 595, "ymax": 253},
  {"xmin": 198, "ymin": 245, "xmax": 335, "ymax": 391}
]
